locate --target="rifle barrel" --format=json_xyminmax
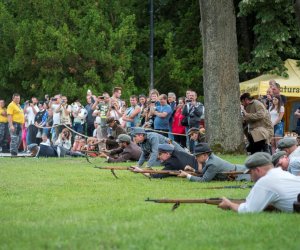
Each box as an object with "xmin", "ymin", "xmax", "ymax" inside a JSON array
[
  {"xmin": 145, "ymin": 197, "xmax": 245, "ymax": 205},
  {"xmin": 220, "ymin": 171, "xmax": 246, "ymax": 175}
]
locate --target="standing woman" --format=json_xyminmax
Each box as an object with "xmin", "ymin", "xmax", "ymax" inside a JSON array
[
  {"xmin": 172, "ymin": 97, "xmax": 186, "ymax": 148},
  {"xmin": 269, "ymin": 95, "xmax": 284, "ymax": 152}
]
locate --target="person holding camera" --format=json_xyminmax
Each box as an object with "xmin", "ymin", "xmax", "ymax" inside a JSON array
[
  {"xmin": 182, "ymin": 91, "xmax": 204, "ymax": 152},
  {"xmin": 55, "ymin": 128, "xmax": 72, "ymax": 150},
  {"xmin": 55, "ymin": 96, "xmax": 72, "ymax": 130},
  {"xmin": 122, "ymin": 95, "xmax": 141, "ymax": 132},
  {"xmin": 107, "ymin": 100, "xmax": 122, "ymax": 123},
  {"xmin": 24, "ymin": 97, "xmax": 39, "ymax": 146},
  {"xmin": 92, "ymin": 93, "xmax": 111, "ymax": 138}
]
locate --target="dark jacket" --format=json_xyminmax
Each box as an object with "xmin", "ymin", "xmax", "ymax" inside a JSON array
[
  {"xmin": 182, "ymin": 102, "xmax": 204, "ymax": 128},
  {"xmin": 151, "ymin": 149, "xmax": 198, "ymax": 178},
  {"xmin": 106, "ymin": 123, "xmax": 127, "ymax": 149},
  {"xmin": 108, "ymin": 142, "xmax": 142, "ymax": 163}
]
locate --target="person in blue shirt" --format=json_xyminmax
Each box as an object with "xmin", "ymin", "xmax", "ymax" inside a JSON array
[{"xmin": 151, "ymin": 94, "xmax": 172, "ymax": 137}]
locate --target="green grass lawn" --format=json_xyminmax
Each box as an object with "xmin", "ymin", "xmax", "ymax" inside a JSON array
[{"xmin": 0, "ymin": 155, "xmax": 299, "ymax": 250}]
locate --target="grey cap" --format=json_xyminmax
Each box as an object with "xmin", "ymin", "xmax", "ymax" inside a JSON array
[
  {"xmin": 158, "ymin": 144, "xmax": 174, "ymax": 153},
  {"xmin": 116, "ymin": 134, "xmax": 131, "ymax": 143},
  {"xmin": 131, "ymin": 127, "xmax": 146, "ymax": 135},
  {"xmin": 277, "ymin": 137, "xmax": 297, "ymax": 150},
  {"xmin": 193, "ymin": 143, "xmax": 212, "ymax": 156},
  {"xmin": 27, "ymin": 143, "xmax": 39, "ymax": 151},
  {"xmin": 245, "ymin": 152, "xmax": 272, "ymax": 170},
  {"xmin": 271, "ymin": 151, "xmax": 286, "ymax": 166}
]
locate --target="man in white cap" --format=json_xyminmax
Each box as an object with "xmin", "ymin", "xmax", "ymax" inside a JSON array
[{"xmin": 218, "ymin": 152, "xmax": 300, "ymax": 213}]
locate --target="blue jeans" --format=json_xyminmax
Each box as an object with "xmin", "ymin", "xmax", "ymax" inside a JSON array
[{"xmin": 274, "ymin": 122, "xmax": 284, "ymax": 137}]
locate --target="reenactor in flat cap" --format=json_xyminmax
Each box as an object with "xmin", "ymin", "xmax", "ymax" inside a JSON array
[
  {"xmin": 105, "ymin": 117, "xmax": 127, "ymax": 150},
  {"xmin": 272, "ymin": 151, "xmax": 300, "ymax": 176},
  {"xmin": 99, "ymin": 134, "xmax": 141, "ymax": 163},
  {"xmin": 131, "ymin": 127, "xmax": 186, "ymax": 167},
  {"xmin": 187, "ymin": 127, "xmax": 205, "ymax": 152},
  {"xmin": 178, "ymin": 143, "xmax": 248, "ymax": 182},
  {"xmin": 277, "ymin": 137, "xmax": 300, "ymax": 159},
  {"xmin": 219, "ymin": 152, "xmax": 300, "ymax": 213},
  {"xmin": 240, "ymin": 93, "xmax": 273, "ymax": 154},
  {"xmin": 132, "ymin": 143, "xmax": 199, "ymax": 178}
]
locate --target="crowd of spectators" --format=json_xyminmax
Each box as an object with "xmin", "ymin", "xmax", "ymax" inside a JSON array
[{"xmin": 0, "ymin": 87, "xmax": 205, "ymax": 155}]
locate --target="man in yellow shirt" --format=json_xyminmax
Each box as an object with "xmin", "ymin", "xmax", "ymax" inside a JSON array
[
  {"xmin": 7, "ymin": 93, "xmax": 25, "ymax": 156},
  {"xmin": 0, "ymin": 99, "xmax": 9, "ymax": 153}
]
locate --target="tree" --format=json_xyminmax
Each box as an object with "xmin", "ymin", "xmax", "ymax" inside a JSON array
[{"xmin": 199, "ymin": 0, "xmax": 245, "ymax": 153}]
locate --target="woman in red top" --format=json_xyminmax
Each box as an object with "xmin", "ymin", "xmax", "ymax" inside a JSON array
[{"xmin": 172, "ymin": 97, "xmax": 186, "ymax": 148}]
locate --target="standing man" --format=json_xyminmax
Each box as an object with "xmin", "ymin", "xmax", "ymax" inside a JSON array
[
  {"xmin": 182, "ymin": 91, "xmax": 204, "ymax": 152},
  {"xmin": 240, "ymin": 93, "xmax": 273, "ymax": 154},
  {"xmin": 85, "ymin": 95, "xmax": 96, "ymax": 136},
  {"xmin": 24, "ymin": 97, "xmax": 39, "ymax": 146},
  {"xmin": 111, "ymin": 87, "xmax": 123, "ymax": 109},
  {"xmin": 92, "ymin": 92, "xmax": 111, "ymax": 138},
  {"xmin": 151, "ymin": 94, "xmax": 172, "ymax": 137},
  {"xmin": 0, "ymin": 99, "xmax": 9, "ymax": 152},
  {"xmin": 122, "ymin": 95, "xmax": 141, "ymax": 132},
  {"xmin": 7, "ymin": 93, "xmax": 25, "ymax": 156},
  {"xmin": 218, "ymin": 152, "xmax": 300, "ymax": 213}
]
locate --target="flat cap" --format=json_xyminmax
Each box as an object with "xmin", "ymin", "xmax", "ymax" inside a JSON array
[
  {"xmin": 193, "ymin": 143, "xmax": 212, "ymax": 156},
  {"xmin": 245, "ymin": 152, "xmax": 272, "ymax": 170},
  {"xmin": 271, "ymin": 151, "xmax": 286, "ymax": 166},
  {"xmin": 277, "ymin": 137, "xmax": 297, "ymax": 150},
  {"xmin": 28, "ymin": 143, "xmax": 39, "ymax": 151},
  {"xmin": 131, "ymin": 127, "xmax": 146, "ymax": 135},
  {"xmin": 116, "ymin": 134, "xmax": 131, "ymax": 143},
  {"xmin": 188, "ymin": 127, "xmax": 199, "ymax": 136},
  {"xmin": 158, "ymin": 144, "xmax": 174, "ymax": 153}
]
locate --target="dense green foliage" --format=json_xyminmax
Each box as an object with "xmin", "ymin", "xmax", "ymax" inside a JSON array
[
  {"xmin": 1, "ymin": 0, "xmax": 300, "ymax": 100},
  {"xmin": 1, "ymin": 156, "xmax": 299, "ymax": 249}
]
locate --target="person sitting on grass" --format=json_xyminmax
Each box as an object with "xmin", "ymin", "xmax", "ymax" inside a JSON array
[
  {"xmin": 218, "ymin": 152, "xmax": 300, "ymax": 213},
  {"xmin": 132, "ymin": 143, "xmax": 199, "ymax": 178},
  {"xmin": 54, "ymin": 128, "xmax": 72, "ymax": 150},
  {"xmin": 98, "ymin": 134, "xmax": 141, "ymax": 163},
  {"xmin": 178, "ymin": 143, "xmax": 248, "ymax": 182}
]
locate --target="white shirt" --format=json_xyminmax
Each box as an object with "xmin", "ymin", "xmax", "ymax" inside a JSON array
[
  {"xmin": 26, "ymin": 105, "xmax": 39, "ymax": 125},
  {"xmin": 238, "ymin": 168, "xmax": 300, "ymax": 213},
  {"xmin": 52, "ymin": 104, "xmax": 61, "ymax": 125},
  {"xmin": 289, "ymin": 146, "xmax": 300, "ymax": 159},
  {"xmin": 269, "ymin": 106, "xmax": 284, "ymax": 125}
]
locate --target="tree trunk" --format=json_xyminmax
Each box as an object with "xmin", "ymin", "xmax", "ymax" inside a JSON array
[
  {"xmin": 199, "ymin": 0, "xmax": 244, "ymax": 153},
  {"xmin": 294, "ymin": 0, "xmax": 300, "ymax": 28}
]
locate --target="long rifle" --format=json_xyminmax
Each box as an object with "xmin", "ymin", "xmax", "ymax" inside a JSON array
[
  {"xmin": 145, "ymin": 197, "xmax": 245, "ymax": 211},
  {"xmin": 204, "ymin": 184, "xmax": 253, "ymax": 189},
  {"xmin": 145, "ymin": 197, "xmax": 277, "ymax": 212},
  {"xmin": 94, "ymin": 166, "xmax": 197, "ymax": 179}
]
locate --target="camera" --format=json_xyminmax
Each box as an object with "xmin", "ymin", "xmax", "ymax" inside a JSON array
[
  {"xmin": 186, "ymin": 99, "xmax": 192, "ymax": 103},
  {"xmin": 52, "ymin": 98, "xmax": 57, "ymax": 101},
  {"xmin": 111, "ymin": 106, "xmax": 115, "ymax": 110},
  {"xmin": 151, "ymin": 101, "xmax": 156, "ymax": 104},
  {"xmin": 98, "ymin": 96, "xmax": 104, "ymax": 100}
]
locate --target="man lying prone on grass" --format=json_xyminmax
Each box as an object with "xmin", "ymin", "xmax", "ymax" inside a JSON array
[{"xmin": 218, "ymin": 152, "xmax": 300, "ymax": 213}]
